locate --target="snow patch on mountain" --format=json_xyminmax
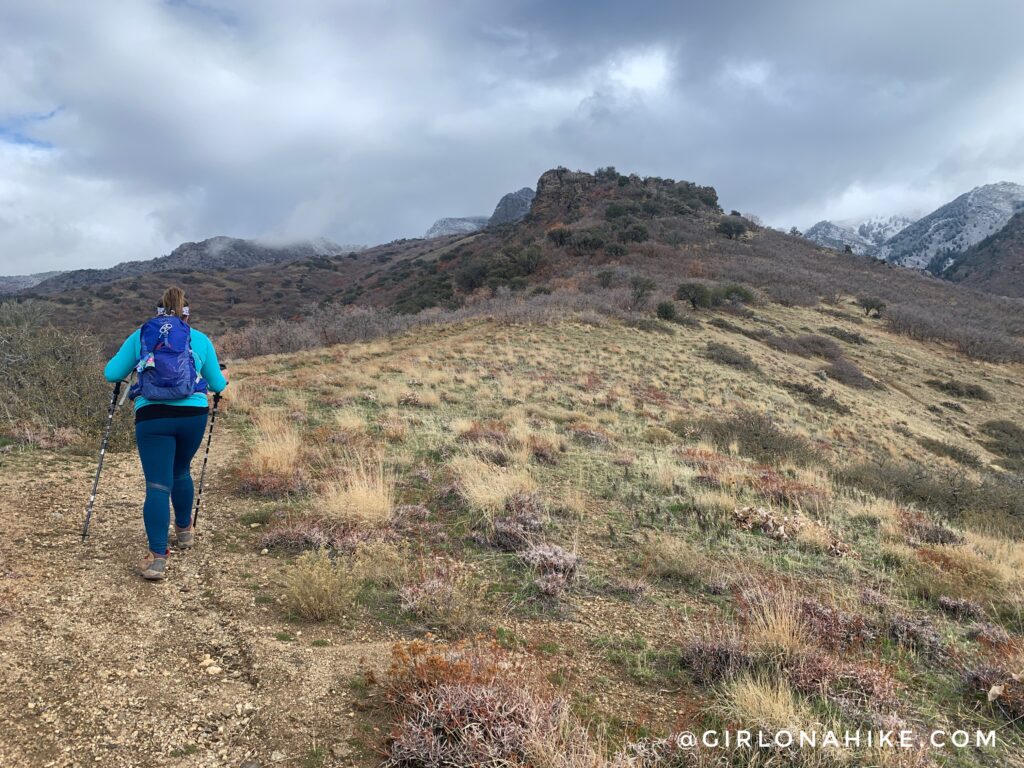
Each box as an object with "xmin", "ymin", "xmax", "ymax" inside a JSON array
[
  {"xmin": 874, "ymin": 182, "xmax": 1024, "ymax": 269},
  {"xmin": 804, "ymin": 214, "xmax": 916, "ymax": 255},
  {"xmin": 424, "ymin": 217, "xmax": 489, "ymax": 239}
]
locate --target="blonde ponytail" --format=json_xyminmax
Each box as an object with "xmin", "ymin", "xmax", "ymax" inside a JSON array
[{"xmin": 160, "ymin": 286, "xmax": 187, "ymax": 317}]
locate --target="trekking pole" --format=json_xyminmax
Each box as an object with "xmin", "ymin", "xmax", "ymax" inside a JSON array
[
  {"xmin": 192, "ymin": 367, "xmax": 226, "ymax": 530},
  {"xmin": 81, "ymin": 380, "xmax": 123, "ymax": 543}
]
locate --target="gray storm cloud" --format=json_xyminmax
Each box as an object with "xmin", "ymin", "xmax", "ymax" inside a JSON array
[{"xmin": 2, "ymin": 0, "xmax": 1023, "ymax": 273}]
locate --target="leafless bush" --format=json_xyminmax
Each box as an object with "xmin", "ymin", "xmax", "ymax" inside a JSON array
[
  {"xmin": 0, "ymin": 300, "xmax": 133, "ymax": 450},
  {"xmin": 888, "ymin": 307, "xmax": 1024, "ymax": 363}
]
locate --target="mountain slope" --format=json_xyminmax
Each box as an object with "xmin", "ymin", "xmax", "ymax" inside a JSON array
[
  {"xmin": 0, "ymin": 271, "xmax": 63, "ymax": 295},
  {"xmin": 938, "ymin": 209, "xmax": 1024, "ymax": 297},
  {"xmin": 28, "ymin": 236, "xmax": 362, "ymax": 294},
  {"xmin": 876, "ymin": 182, "xmax": 1024, "ymax": 269},
  {"xmin": 488, "ymin": 186, "xmax": 535, "ymax": 226}
]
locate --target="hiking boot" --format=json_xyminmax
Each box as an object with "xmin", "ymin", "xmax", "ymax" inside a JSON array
[
  {"xmin": 138, "ymin": 552, "xmax": 168, "ymax": 581},
  {"xmin": 175, "ymin": 526, "xmax": 195, "ymax": 550}
]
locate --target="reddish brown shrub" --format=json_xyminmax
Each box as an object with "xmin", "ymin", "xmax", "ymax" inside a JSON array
[{"xmin": 798, "ymin": 599, "xmax": 877, "ymax": 651}]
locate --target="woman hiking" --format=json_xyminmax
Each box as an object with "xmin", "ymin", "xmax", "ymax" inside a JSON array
[{"xmin": 104, "ymin": 286, "xmax": 228, "ymax": 580}]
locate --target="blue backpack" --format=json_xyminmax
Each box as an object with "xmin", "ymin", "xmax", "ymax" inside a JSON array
[{"xmin": 129, "ymin": 315, "xmax": 209, "ymax": 401}]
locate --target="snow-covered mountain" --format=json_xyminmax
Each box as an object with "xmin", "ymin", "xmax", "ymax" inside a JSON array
[
  {"xmin": 852, "ymin": 214, "xmax": 917, "ymax": 248},
  {"xmin": 803, "ymin": 220, "xmax": 873, "ymax": 254},
  {"xmin": 804, "ymin": 214, "xmax": 915, "ymax": 255},
  {"xmin": 875, "ymin": 182, "xmax": 1024, "ymax": 269},
  {"xmin": 424, "ymin": 216, "xmax": 489, "ymax": 239}
]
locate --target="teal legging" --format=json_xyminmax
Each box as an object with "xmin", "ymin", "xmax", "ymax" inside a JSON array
[{"xmin": 135, "ymin": 414, "xmax": 208, "ymax": 556}]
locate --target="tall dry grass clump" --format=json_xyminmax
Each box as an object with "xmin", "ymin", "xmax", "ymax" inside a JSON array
[
  {"xmin": 743, "ymin": 589, "xmax": 809, "ymax": 659},
  {"xmin": 285, "ymin": 542, "xmax": 410, "ymax": 621},
  {"xmin": 318, "ymin": 453, "xmax": 395, "ymax": 526},
  {"xmin": 238, "ymin": 409, "xmax": 304, "ymax": 495},
  {"xmin": 284, "ymin": 550, "xmax": 353, "ymax": 621},
  {"xmin": 641, "ymin": 534, "xmax": 706, "ymax": 585},
  {"xmin": 449, "ymin": 455, "xmax": 537, "ymax": 525}
]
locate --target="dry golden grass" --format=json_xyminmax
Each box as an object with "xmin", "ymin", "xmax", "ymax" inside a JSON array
[
  {"xmin": 240, "ymin": 409, "xmax": 304, "ymax": 492},
  {"xmin": 720, "ymin": 673, "xmax": 816, "ymax": 732},
  {"xmin": 378, "ymin": 414, "xmax": 409, "ymax": 443},
  {"xmin": 965, "ymin": 530, "xmax": 1024, "ymax": 586},
  {"xmin": 641, "ymin": 534, "xmax": 705, "ymax": 584},
  {"xmin": 795, "ymin": 520, "xmax": 834, "ymax": 553},
  {"xmin": 317, "ymin": 455, "xmax": 395, "ymax": 527},
  {"xmin": 448, "ymin": 454, "xmax": 536, "ymax": 523},
  {"xmin": 284, "ymin": 549, "xmax": 353, "ymax": 621},
  {"xmin": 691, "ymin": 487, "xmax": 738, "ymax": 519},
  {"xmin": 639, "ymin": 454, "xmax": 690, "ymax": 493},
  {"xmin": 744, "ymin": 589, "xmax": 809, "ymax": 658},
  {"xmin": 911, "ymin": 543, "xmax": 1005, "ymax": 602},
  {"xmin": 220, "ymin": 377, "xmax": 264, "ymax": 415},
  {"xmin": 333, "ymin": 408, "xmax": 366, "ymax": 436}
]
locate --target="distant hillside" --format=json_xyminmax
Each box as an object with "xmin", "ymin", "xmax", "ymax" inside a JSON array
[
  {"xmin": 0, "ymin": 271, "xmax": 63, "ymax": 295},
  {"xmin": 20, "ymin": 166, "xmax": 1024, "ymax": 363},
  {"xmin": 937, "ymin": 209, "xmax": 1024, "ymax": 297},
  {"xmin": 875, "ymin": 182, "xmax": 1024, "ymax": 269},
  {"xmin": 28, "ymin": 236, "xmax": 362, "ymax": 294}
]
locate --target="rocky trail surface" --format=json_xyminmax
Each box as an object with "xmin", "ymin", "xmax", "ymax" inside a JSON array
[{"xmin": 0, "ymin": 428, "xmax": 387, "ymax": 768}]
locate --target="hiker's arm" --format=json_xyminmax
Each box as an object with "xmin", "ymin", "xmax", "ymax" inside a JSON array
[
  {"xmin": 200, "ymin": 339, "xmax": 228, "ymax": 393},
  {"xmin": 104, "ymin": 332, "xmax": 140, "ymax": 382}
]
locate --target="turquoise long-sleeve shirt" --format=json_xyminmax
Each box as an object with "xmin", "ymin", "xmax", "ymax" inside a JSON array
[{"xmin": 104, "ymin": 326, "xmax": 228, "ymax": 411}]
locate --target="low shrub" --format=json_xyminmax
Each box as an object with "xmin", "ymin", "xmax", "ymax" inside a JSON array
[
  {"xmin": 704, "ymin": 341, "xmax": 759, "ymax": 372},
  {"xmin": 765, "ymin": 334, "xmax": 843, "ymax": 361},
  {"xmin": 779, "ymin": 380, "xmax": 850, "ymax": 415},
  {"xmin": 820, "ymin": 357, "xmax": 880, "ymax": 389},
  {"xmin": 980, "ymin": 420, "xmax": 1024, "ymax": 470},
  {"xmin": 798, "ymin": 599, "xmax": 877, "ymax": 651},
  {"xmin": 654, "ymin": 300, "xmax": 677, "ymax": 321},
  {"xmin": 399, "ymin": 560, "xmax": 482, "ymax": 634},
  {"xmin": 679, "ymin": 634, "xmax": 753, "ymax": 685},
  {"xmin": 687, "ymin": 410, "xmax": 816, "ymax": 466},
  {"xmin": 917, "ymin": 436, "xmax": 981, "ymax": 468},
  {"xmin": 836, "ymin": 461, "xmax": 1024, "ymax": 533},
  {"xmin": 925, "ymin": 378, "xmax": 992, "ymax": 401},
  {"xmin": 856, "ymin": 296, "xmax": 886, "ymax": 317},
  {"xmin": 819, "ymin": 326, "xmax": 869, "ymax": 345}
]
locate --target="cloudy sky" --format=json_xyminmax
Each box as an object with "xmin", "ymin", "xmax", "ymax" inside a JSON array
[{"xmin": 3, "ymin": 0, "xmax": 1024, "ymax": 274}]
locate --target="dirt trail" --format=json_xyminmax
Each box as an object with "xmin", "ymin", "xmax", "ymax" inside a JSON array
[{"xmin": 0, "ymin": 425, "xmax": 388, "ymax": 768}]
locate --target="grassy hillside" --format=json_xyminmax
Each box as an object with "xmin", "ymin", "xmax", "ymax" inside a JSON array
[{"xmin": 214, "ymin": 294, "xmax": 1024, "ymax": 766}]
